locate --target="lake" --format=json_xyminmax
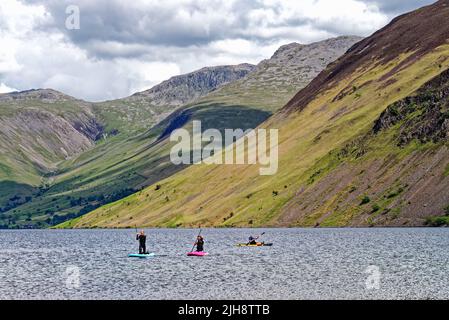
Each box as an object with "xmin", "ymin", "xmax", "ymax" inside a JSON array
[{"xmin": 1, "ymin": 228, "xmax": 449, "ymax": 300}]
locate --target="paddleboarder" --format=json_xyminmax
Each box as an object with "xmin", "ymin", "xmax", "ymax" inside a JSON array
[
  {"xmin": 136, "ymin": 230, "xmax": 148, "ymax": 254},
  {"xmin": 194, "ymin": 235, "xmax": 205, "ymax": 252}
]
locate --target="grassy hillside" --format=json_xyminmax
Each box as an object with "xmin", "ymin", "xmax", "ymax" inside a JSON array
[
  {"xmin": 0, "ymin": 91, "xmax": 98, "ymax": 182},
  {"xmin": 0, "ymin": 64, "xmax": 255, "ymax": 228},
  {"xmin": 10, "ymin": 37, "xmax": 359, "ymax": 229},
  {"xmin": 0, "ymin": 90, "xmax": 103, "ymax": 225},
  {"xmin": 62, "ymin": 1, "xmax": 449, "ymax": 228}
]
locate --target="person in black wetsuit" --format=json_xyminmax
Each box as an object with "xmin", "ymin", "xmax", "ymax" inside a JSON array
[
  {"xmin": 136, "ymin": 230, "xmax": 147, "ymax": 254},
  {"xmin": 195, "ymin": 235, "xmax": 204, "ymax": 252},
  {"xmin": 248, "ymin": 235, "xmax": 259, "ymax": 245}
]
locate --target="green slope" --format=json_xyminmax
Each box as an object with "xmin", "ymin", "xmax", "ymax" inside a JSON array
[
  {"xmin": 0, "ymin": 65, "xmax": 256, "ymax": 228},
  {"xmin": 0, "ymin": 37, "xmax": 359, "ymax": 228},
  {"xmin": 47, "ymin": 37, "xmax": 359, "ymax": 229},
  {"xmin": 63, "ymin": 1, "xmax": 449, "ymax": 228}
]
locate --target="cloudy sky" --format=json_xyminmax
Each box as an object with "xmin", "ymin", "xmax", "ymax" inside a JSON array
[{"xmin": 0, "ymin": 0, "xmax": 435, "ymax": 101}]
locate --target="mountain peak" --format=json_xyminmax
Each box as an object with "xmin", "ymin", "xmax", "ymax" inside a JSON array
[
  {"xmin": 272, "ymin": 36, "xmax": 361, "ymax": 55},
  {"xmin": 0, "ymin": 88, "xmax": 77, "ymax": 102},
  {"xmin": 268, "ymin": 36, "xmax": 363, "ymax": 64},
  {"xmin": 129, "ymin": 63, "xmax": 256, "ymax": 107},
  {"xmin": 271, "ymin": 42, "xmax": 303, "ymax": 58}
]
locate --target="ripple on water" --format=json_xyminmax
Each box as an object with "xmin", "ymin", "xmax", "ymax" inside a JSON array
[{"xmin": 1, "ymin": 228, "xmax": 449, "ymax": 299}]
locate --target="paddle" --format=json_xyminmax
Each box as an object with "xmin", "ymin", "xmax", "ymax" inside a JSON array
[
  {"xmin": 134, "ymin": 225, "xmax": 139, "ymax": 253},
  {"xmin": 134, "ymin": 225, "xmax": 139, "ymax": 244},
  {"xmin": 190, "ymin": 228, "xmax": 202, "ymax": 253},
  {"xmin": 247, "ymin": 232, "xmax": 265, "ymax": 245}
]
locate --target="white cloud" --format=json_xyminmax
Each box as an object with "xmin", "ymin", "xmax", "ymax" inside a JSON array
[
  {"xmin": 0, "ymin": 83, "xmax": 17, "ymax": 93},
  {"xmin": 0, "ymin": 0, "xmax": 49, "ymax": 34},
  {"xmin": 0, "ymin": 0, "xmax": 435, "ymax": 101}
]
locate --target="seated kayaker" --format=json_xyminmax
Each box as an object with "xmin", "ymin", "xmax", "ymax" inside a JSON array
[
  {"xmin": 248, "ymin": 235, "xmax": 259, "ymax": 245},
  {"xmin": 195, "ymin": 235, "xmax": 205, "ymax": 252},
  {"xmin": 136, "ymin": 230, "xmax": 148, "ymax": 254}
]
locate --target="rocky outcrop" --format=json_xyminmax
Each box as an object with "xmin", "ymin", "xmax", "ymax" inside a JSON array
[
  {"xmin": 264, "ymin": 35, "xmax": 363, "ymax": 84},
  {"xmin": 374, "ymin": 67, "xmax": 449, "ymax": 145},
  {"xmin": 131, "ymin": 63, "xmax": 256, "ymax": 107},
  {"xmin": 95, "ymin": 63, "xmax": 257, "ymax": 133},
  {"xmin": 223, "ymin": 36, "xmax": 363, "ymax": 101}
]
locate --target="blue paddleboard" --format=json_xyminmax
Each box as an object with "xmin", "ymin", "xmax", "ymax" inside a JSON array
[{"xmin": 128, "ymin": 253, "xmax": 155, "ymax": 258}]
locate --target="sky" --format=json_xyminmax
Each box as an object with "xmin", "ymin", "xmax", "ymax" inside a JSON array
[{"xmin": 0, "ymin": 0, "xmax": 436, "ymax": 101}]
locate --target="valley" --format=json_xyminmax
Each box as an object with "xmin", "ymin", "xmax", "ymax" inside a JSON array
[{"xmin": 0, "ymin": 36, "xmax": 360, "ymax": 228}]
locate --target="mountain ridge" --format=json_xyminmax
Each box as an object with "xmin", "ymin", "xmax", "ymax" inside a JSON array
[
  {"xmin": 131, "ymin": 63, "xmax": 256, "ymax": 106},
  {"xmin": 0, "ymin": 36, "xmax": 362, "ymax": 228},
  {"xmin": 62, "ymin": 1, "xmax": 449, "ymax": 228},
  {"xmin": 283, "ymin": 0, "xmax": 449, "ymax": 114}
]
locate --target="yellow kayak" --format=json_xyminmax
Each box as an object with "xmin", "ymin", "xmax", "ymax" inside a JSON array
[{"xmin": 236, "ymin": 242, "xmax": 273, "ymax": 247}]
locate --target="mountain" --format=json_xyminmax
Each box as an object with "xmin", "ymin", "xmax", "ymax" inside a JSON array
[
  {"xmin": 93, "ymin": 64, "xmax": 256, "ymax": 133},
  {"xmin": 189, "ymin": 36, "xmax": 363, "ymax": 113},
  {"xmin": 0, "ymin": 89, "xmax": 104, "ymax": 226},
  {"xmin": 49, "ymin": 36, "xmax": 361, "ymax": 229},
  {"xmin": 0, "ymin": 64, "xmax": 256, "ymax": 228},
  {"xmin": 149, "ymin": 36, "xmax": 363, "ymax": 147},
  {"xmin": 1, "ymin": 36, "xmax": 360, "ymax": 229},
  {"xmin": 63, "ymin": 1, "xmax": 449, "ymax": 228},
  {"xmin": 0, "ymin": 90, "xmax": 98, "ymax": 179}
]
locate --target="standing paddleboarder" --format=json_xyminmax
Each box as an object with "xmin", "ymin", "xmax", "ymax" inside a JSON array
[{"xmin": 136, "ymin": 230, "xmax": 148, "ymax": 254}]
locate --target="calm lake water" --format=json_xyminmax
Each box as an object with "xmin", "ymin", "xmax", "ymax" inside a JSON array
[{"xmin": 1, "ymin": 228, "xmax": 449, "ymax": 300}]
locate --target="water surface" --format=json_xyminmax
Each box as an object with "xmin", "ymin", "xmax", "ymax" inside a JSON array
[{"xmin": 1, "ymin": 228, "xmax": 448, "ymax": 299}]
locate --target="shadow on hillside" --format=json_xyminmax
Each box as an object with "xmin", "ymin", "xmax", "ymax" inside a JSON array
[
  {"xmin": 2, "ymin": 103, "xmax": 273, "ymax": 228},
  {"xmin": 156, "ymin": 102, "xmax": 273, "ymax": 140}
]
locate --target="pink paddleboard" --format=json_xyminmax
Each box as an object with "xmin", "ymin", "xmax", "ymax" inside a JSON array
[{"xmin": 187, "ymin": 251, "xmax": 209, "ymax": 257}]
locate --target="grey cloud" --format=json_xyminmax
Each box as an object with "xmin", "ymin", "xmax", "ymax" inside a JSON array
[
  {"xmin": 24, "ymin": 0, "xmax": 435, "ymax": 61},
  {"xmin": 17, "ymin": 0, "xmax": 439, "ymax": 52},
  {"xmin": 362, "ymin": 0, "xmax": 435, "ymax": 16},
  {"xmin": 23, "ymin": 0, "xmax": 259, "ymax": 55},
  {"xmin": 3, "ymin": 0, "xmax": 438, "ymax": 101}
]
